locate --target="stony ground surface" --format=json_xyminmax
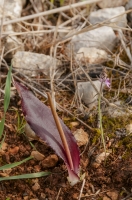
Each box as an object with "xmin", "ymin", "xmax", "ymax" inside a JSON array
[{"xmin": 0, "ymin": 96, "xmax": 131, "ymax": 200}]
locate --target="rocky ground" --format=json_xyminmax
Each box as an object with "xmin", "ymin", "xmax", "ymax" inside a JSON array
[{"xmin": 0, "ymin": 0, "xmax": 132, "ymax": 200}]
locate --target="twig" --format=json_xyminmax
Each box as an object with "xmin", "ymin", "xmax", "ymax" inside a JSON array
[
  {"xmin": 3, "ymin": 0, "xmax": 102, "ymax": 26},
  {"xmin": 0, "ymin": 0, "xmax": 5, "ymax": 49},
  {"xmin": 79, "ymin": 65, "xmax": 132, "ymax": 113},
  {"xmin": 30, "ymin": 0, "xmax": 50, "ymax": 26},
  {"xmin": 57, "ymin": 103, "xmax": 94, "ymax": 131},
  {"xmin": 56, "ymin": 188, "xmax": 61, "ymax": 200},
  {"xmin": 78, "ymin": 178, "xmax": 86, "ymax": 200},
  {"xmin": 121, "ymin": 192, "xmax": 132, "ymax": 200}
]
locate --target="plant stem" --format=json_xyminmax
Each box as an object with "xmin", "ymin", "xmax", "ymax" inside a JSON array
[
  {"xmin": 98, "ymin": 85, "xmax": 106, "ymax": 154},
  {"xmin": 47, "ymin": 93, "xmax": 74, "ymax": 170}
]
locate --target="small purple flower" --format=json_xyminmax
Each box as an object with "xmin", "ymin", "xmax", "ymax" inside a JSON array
[
  {"xmin": 102, "ymin": 78, "xmax": 110, "ymax": 88},
  {"xmin": 99, "ymin": 68, "xmax": 111, "ymax": 88}
]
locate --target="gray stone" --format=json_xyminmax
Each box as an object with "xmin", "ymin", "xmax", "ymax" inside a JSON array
[
  {"xmin": 97, "ymin": 0, "xmax": 128, "ymax": 8},
  {"xmin": 69, "ymin": 26, "xmax": 117, "ymax": 53},
  {"xmin": 76, "ymin": 47, "xmax": 108, "ymax": 64},
  {"xmin": 125, "ymin": 0, "xmax": 132, "ymax": 26},
  {"xmin": 77, "ymin": 80, "xmax": 101, "ymax": 109},
  {"xmin": 12, "ymin": 51, "xmax": 64, "ymax": 78},
  {"xmin": 31, "ymin": 151, "xmax": 45, "ymax": 161},
  {"xmin": 25, "ymin": 123, "xmax": 38, "ymax": 141},
  {"xmin": 105, "ymin": 101, "xmax": 130, "ymax": 117},
  {"xmin": 0, "ymin": 0, "xmax": 25, "ymax": 59},
  {"xmin": 89, "ymin": 7, "xmax": 127, "ymax": 28},
  {"xmin": 73, "ymin": 128, "xmax": 89, "ymax": 147}
]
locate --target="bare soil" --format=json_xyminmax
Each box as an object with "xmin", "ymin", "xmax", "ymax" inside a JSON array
[{"xmin": 0, "ymin": 96, "xmax": 131, "ymax": 200}]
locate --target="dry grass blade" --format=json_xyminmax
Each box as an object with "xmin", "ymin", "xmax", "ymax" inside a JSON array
[
  {"xmin": 3, "ymin": 0, "xmax": 101, "ymax": 26},
  {"xmin": 78, "ymin": 178, "xmax": 86, "ymax": 200}
]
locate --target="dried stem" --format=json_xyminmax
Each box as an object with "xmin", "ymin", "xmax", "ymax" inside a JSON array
[
  {"xmin": 3, "ymin": 0, "xmax": 101, "ymax": 26},
  {"xmin": 47, "ymin": 93, "xmax": 74, "ymax": 170}
]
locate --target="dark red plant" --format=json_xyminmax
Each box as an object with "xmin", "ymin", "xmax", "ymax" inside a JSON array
[{"xmin": 15, "ymin": 82, "xmax": 80, "ymax": 186}]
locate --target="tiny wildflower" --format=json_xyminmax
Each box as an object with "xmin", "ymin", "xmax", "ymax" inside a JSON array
[{"xmin": 99, "ymin": 68, "xmax": 111, "ymax": 88}]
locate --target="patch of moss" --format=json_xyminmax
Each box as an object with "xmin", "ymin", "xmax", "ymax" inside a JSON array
[
  {"xmin": 92, "ymin": 128, "xmax": 101, "ymax": 144},
  {"xmin": 102, "ymin": 115, "xmax": 132, "ymax": 134},
  {"xmin": 122, "ymin": 150, "xmax": 131, "ymax": 160}
]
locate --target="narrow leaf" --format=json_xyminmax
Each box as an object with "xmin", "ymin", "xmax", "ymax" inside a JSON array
[
  {"xmin": 0, "ymin": 156, "xmax": 33, "ymax": 170},
  {"xmin": 0, "ymin": 117, "xmax": 5, "ymax": 139},
  {"xmin": 15, "ymin": 82, "xmax": 80, "ymax": 185},
  {"xmin": 0, "ymin": 172, "xmax": 50, "ymax": 181},
  {"xmin": 4, "ymin": 66, "xmax": 12, "ymax": 113}
]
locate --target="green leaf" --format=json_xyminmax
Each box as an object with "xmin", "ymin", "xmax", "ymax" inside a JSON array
[
  {"xmin": 0, "ymin": 156, "xmax": 33, "ymax": 170},
  {"xmin": 4, "ymin": 66, "xmax": 12, "ymax": 113},
  {"xmin": 0, "ymin": 172, "xmax": 51, "ymax": 181},
  {"xmin": 0, "ymin": 117, "xmax": 5, "ymax": 139}
]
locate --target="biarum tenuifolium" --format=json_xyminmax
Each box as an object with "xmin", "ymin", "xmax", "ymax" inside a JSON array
[
  {"xmin": 98, "ymin": 68, "xmax": 111, "ymax": 154},
  {"xmin": 15, "ymin": 82, "xmax": 80, "ymax": 186}
]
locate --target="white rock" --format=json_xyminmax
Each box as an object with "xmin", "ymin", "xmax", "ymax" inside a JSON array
[
  {"xmin": 105, "ymin": 101, "xmax": 130, "ymax": 117},
  {"xmin": 125, "ymin": 0, "xmax": 132, "ymax": 10},
  {"xmin": 69, "ymin": 26, "xmax": 117, "ymax": 53},
  {"xmin": 0, "ymin": 0, "xmax": 25, "ymax": 59},
  {"xmin": 12, "ymin": 51, "xmax": 64, "ymax": 78},
  {"xmin": 92, "ymin": 152, "xmax": 110, "ymax": 168},
  {"xmin": 97, "ymin": 0, "xmax": 128, "ymax": 8},
  {"xmin": 126, "ymin": 0, "xmax": 132, "ymax": 26},
  {"xmin": 77, "ymin": 80, "xmax": 101, "ymax": 109},
  {"xmin": 0, "ymin": 0, "xmax": 26, "ymax": 19},
  {"xmin": 76, "ymin": 47, "xmax": 108, "ymax": 64},
  {"xmin": 95, "ymin": 152, "xmax": 110, "ymax": 164},
  {"xmin": 31, "ymin": 151, "xmax": 45, "ymax": 161},
  {"xmin": 73, "ymin": 128, "xmax": 89, "ymax": 147},
  {"xmin": 0, "ymin": 142, "xmax": 8, "ymax": 155},
  {"xmin": 126, "ymin": 123, "xmax": 132, "ymax": 133},
  {"xmin": 89, "ymin": 7, "xmax": 127, "ymax": 28},
  {"xmin": 25, "ymin": 123, "xmax": 38, "ymax": 141}
]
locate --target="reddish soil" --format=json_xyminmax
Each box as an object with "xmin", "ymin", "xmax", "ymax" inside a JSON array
[{"xmin": 0, "ymin": 100, "xmax": 131, "ymax": 200}]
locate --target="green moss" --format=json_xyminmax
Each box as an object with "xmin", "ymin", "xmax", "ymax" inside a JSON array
[
  {"xmin": 122, "ymin": 150, "xmax": 131, "ymax": 160},
  {"xmin": 102, "ymin": 115, "xmax": 132, "ymax": 134},
  {"xmin": 92, "ymin": 128, "xmax": 101, "ymax": 144}
]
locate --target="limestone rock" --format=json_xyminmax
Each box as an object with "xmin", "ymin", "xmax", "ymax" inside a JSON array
[
  {"xmin": 105, "ymin": 101, "xmax": 130, "ymax": 117},
  {"xmin": 95, "ymin": 152, "xmax": 110, "ymax": 164},
  {"xmin": 97, "ymin": 0, "xmax": 128, "ymax": 8},
  {"xmin": 92, "ymin": 152, "xmax": 110, "ymax": 168},
  {"xmin": 73, "ymin": 128, "xmax": 89, "ymax": 147},
  {"xmin": 12, "ymin": 51, "xmax": 64, "ymax": 78},
  {"xmin": 89, "ymin": 7, "xmax": 127, "ymax": 28},
  {"xmin": 25, "ymin": 123, "xmax": 38, "ymax": 141},
  {"xmin": 0, "ymin": 0, "xmax": 26, "ymax": 19},
  {"xmin": 31, "ymin": 151, "xmax": 45, "ymax": 161},
  {"xmin": 126, "ymin": 0, "xmax": 132, "ymax": 27},
  {"xmin": 77, "ymin": 80, "xmax": 101, "ymax": 109},
  {"xmin": 69, "ymin": 26, "xmax": 117, "ymax": 53},
  {"xmin": 76, "ymin": 47, "xmax": 108, "ymax": 64},
  {"xmin": 0, "ymin": 142, "xmax": 8, "ymax": 155},
  {"xmin": 126, "ymin": 123, "xmax": 132, "ymax": 133},
  {"xmin": 0, "ymin": 0, "xmax": 25, "ymax": 59}
]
